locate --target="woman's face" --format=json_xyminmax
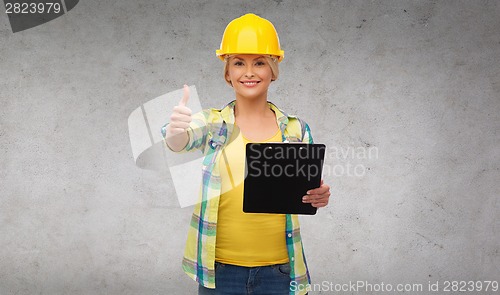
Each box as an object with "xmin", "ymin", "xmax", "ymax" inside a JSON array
[{"xmin": 225, "ymin": 54, "xmax": 274, "ymax": 100}]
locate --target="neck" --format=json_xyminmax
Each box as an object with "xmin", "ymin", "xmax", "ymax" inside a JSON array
[{"xmin": 234, "ymin": 98, "xmax": 270, "ymax": 119}]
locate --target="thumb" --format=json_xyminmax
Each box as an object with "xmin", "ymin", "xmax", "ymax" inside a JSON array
[{"xmin": 178, "ymin": 84, "xmax": 190, "ymax": 106}]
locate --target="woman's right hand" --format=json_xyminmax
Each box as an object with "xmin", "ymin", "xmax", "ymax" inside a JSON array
[{"xmin": 165, "ymin": 85, "xmax": 192, "ymax": 151}]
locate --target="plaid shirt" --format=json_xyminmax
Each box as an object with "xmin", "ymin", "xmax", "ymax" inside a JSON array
[{"xmin": 162, "ymin": 100, "xmax": 313, "ymax": 295}]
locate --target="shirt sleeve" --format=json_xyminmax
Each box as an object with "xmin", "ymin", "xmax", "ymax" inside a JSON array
[{"xmin": 301, "ymin": 120, "xmax": 314, "ymax": 144}]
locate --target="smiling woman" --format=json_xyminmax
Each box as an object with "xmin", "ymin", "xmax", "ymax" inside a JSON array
[
  {"xmin": 162, "ymin": 13, "xmax": 331, "ymax": 295},
  {"xmin": 224, "ymin": 55, "xmax": 275, "ymax": 102},
  {"xmin": 223, "ymin": 55, "xmax": 279, "ymax": 85}
]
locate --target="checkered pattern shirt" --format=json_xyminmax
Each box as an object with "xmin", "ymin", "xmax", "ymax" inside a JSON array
[{"xmin": 162, "ymin": 100, "xmax": 313, "ymax": 295}]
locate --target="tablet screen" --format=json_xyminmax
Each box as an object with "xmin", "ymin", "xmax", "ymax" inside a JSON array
[{"xmin": 243, "ymin": 143, "xmax": 326, "ymax": 215}]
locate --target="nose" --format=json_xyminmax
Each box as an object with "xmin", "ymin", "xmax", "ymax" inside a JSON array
[{"xmin": 244, "ymin": 64, "xmax": 255, "ymax": 78}]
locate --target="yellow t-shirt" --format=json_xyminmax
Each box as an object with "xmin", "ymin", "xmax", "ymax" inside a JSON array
[{"xmin": 215, "ymin": 126, "xmax": 289, "ymax": 267}]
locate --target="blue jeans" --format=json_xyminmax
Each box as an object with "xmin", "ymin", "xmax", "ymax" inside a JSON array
[{"xmin": 198, "ymin": 262, "xmax": 292, "ymax": 295}]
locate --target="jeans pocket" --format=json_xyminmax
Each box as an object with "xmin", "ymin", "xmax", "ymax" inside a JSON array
[
  {"xmin": 275, "ymin": 262, "xmax": 291, "ymax": 276},
  {"xmin": 215, "ymin": 261, "xmax": 225, "ymax": 272}
]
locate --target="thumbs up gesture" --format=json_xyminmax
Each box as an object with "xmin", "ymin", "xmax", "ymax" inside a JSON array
[{"xmin": 165, "ymin": 85, "xmax": 192, "ymax": 151}]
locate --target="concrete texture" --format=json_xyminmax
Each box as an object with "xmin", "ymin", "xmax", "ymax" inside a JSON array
[{"xmin": 1, "ymin": 1, "xmax": 499, "ymax": 294}]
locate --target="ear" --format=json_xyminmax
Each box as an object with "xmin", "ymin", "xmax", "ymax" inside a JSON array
[
  {"xmin": 271, "ymin": 69, "xmax": 277, "ymax": 81},
  {"xmin": 225, "ymin": 75, "xmax": 233, "ymax": 86}
]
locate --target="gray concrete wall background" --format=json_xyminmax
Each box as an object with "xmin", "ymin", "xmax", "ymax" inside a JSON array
[{"xmin": 0, "ymin": 1, "xmax": 499, "ymax": 294}]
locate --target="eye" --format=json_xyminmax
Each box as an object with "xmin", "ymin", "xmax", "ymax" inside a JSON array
[
  {"xmin": 234, "ymin": 61, "xmax": 244, "ymax": 66},
  {"xmin": 255, "ymin": 60, "xmax": 266, "ymax": 66}
]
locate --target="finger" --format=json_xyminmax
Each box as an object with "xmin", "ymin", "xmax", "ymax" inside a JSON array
[
  {"xmin": 309, "ymin": 195, "xmax": 329, "ymax": 204},
  {"xmin": 302, "ymin": 194, "xmax": 323, "ymax": 202},
  {"xmin": 169, "ymin": 120, "xmax": 190, "ymax": 129},
  {"xmin": 173, "ymin": 105, "xmax": 192, "ymax": 116},
  {"xmin": 170, "ymin": 114, "xmax": 192, "ymax": 125},
  {"xmin": 302, "ymin": 194, "xmax": 320, "ymax": 203},
  {"xmin": 303, "ymin": 194, "xmax": 328, "ymax": 206},
  {"xmin": 306, "ymin": 185, "xmax": 329, "ymax": 195},
  {"xmin": 178, "ymin": 84, "xmax": 190, "ymax": 107},
  {"xmin": 303, "ymin": 191, "xmax": 330, "ymax": 202},
  {"xmin": 166, "ymin": 127, "xmax": 188, "ymax": 137}
]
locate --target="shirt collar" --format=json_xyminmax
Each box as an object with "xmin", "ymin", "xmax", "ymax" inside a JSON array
[{"xmin": 219, "ymin": 100, "xmax": 292, "ymax": 128}]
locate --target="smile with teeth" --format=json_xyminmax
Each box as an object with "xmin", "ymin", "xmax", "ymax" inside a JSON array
[{"xmin": 241, "ymin": 81, "xmax": 260, "ymax": 86}]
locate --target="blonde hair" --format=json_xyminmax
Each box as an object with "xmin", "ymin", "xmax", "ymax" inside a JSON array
[{"xmin": 223, "ymin": 55, "xmax": 279, "ymax": 86}]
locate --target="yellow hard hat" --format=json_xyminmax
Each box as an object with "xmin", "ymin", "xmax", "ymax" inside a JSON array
[{"xmin": 216, "ymin": 13, "xmax": 284, "ymax": 62}]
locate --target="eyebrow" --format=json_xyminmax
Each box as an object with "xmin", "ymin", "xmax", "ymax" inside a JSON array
[{"xmin": 233, "ymin": 56, "xmax": 265, "ymax": 61}]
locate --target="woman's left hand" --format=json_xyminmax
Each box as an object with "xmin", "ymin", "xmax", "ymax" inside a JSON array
[{"xmin": 302, "ymin": 179, "xmax": 331, "ymax": 208}]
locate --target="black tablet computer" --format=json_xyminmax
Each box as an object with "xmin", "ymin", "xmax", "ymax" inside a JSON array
[{"xmin": 243, "ymin": 143, "xmax": 326, "ymax": 215}]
